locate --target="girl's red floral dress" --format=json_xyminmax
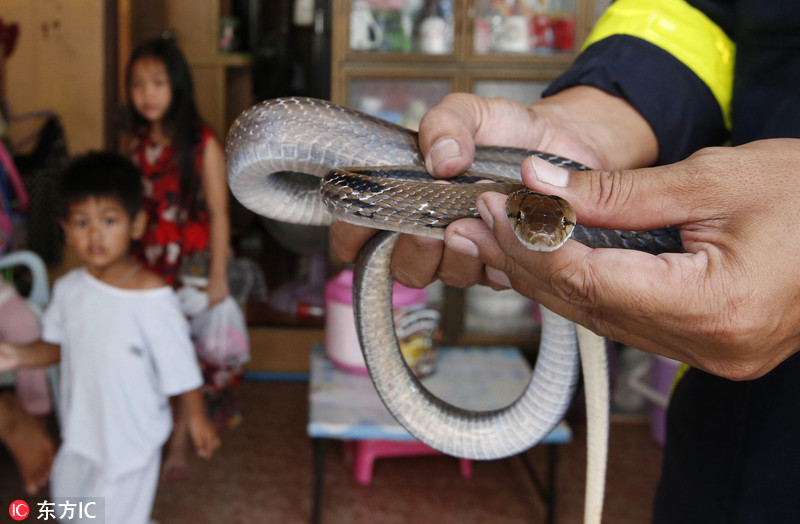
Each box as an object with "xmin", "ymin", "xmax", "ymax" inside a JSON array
[{"xmin": 131, "ymin": 125, "xmax": 214, "ymax": 286}]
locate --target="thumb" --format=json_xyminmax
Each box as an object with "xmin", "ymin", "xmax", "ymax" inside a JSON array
[
  {"xmin": 418, "ymin": 95, "xmax": 479, "ymax": 178},
  {"xmin": 521, "ymin": 155, "xmax": 697, "ymax": 232}
]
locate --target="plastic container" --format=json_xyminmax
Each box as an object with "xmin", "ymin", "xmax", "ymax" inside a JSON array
[{"xmin": 325, "ymin": 269, "xmax": 434, "ymax": 375}]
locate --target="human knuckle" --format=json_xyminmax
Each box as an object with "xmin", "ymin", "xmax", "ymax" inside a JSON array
[
  {"xmin": 549, "ymin": 258, "xmax": 596, "ymax": 307},
  {"xmin": 589, "ymin": 169, "xmax": 634, "ymax": 214},
  {"xmin": 697, "ymin": 354, "xmax": 762, "ymax": 381},
  {"xmin": 423, "ymin": 93, "xmax": 472, "ymax": 122},
  {"xmin": 691, "ymin": 310, "xmax": 766, "ymax": 380},
  {"xmin": 688, "ymin": 146, "xmax": 728, "ymax": 166},
  {"xmin": 718, "ymin": 299, "xmax": 766, "ymax": 346},
  {"xmin": 680, "ymin": 148, "xmax": 730, "ymax": 195},
  {"xmin": 393, "ymin": 268, "xmax": 432, "ymax": 290},
  {"xmin": 437, "ymin": 266, "xmax": 478, "ymax": 288}
]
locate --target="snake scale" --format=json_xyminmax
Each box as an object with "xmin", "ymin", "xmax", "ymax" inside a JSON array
[{"xmin": 226, "ymin": 97, "xmax": 682, "ymax": 524}]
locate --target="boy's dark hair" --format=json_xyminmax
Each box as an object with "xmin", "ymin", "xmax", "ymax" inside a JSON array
[{"xmin": 57, "ymin": 151, "xmax": 144, "ymax": 220}]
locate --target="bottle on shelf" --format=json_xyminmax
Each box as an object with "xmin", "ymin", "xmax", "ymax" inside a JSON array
[{"xmin": 417, "ymin": 0, "xmax": 453, "ymax": 54}]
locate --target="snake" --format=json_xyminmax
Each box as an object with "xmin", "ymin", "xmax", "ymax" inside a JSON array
[{"xmin": 225, "ymin": 97, "xmax": 683, "ymax": 523}]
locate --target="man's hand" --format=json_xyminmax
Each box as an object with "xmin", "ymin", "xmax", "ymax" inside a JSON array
[
  {"xmin": 446, "ymin": 139, "xmax": 800, "ymax": 380},
  {"xmin": 331, "ymin": 87, "xmax": 656, "ymax": 289}
]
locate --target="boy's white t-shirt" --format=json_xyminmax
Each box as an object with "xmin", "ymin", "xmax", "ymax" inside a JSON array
[{"xmin": 42, "ymin": 268, "xmax": 202, "ymax": 479}]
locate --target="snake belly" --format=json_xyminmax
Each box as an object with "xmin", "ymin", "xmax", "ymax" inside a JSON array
[{"xmin": 226, "ymin": 97, "xmax": 681, "ymax": 522}]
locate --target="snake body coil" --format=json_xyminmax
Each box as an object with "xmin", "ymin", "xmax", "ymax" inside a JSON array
[{"xmin": 226, "ymin": 97, "xmax": 681, "ymax": 523}]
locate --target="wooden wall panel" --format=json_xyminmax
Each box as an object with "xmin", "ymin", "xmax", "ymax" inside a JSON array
[{"xmin": 4, "ymin": 0, "xmax": 105, "ymax": 154}]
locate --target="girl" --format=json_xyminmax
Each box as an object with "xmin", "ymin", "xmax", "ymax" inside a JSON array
[
  {"xmin": 126, "ymin": 37, "xmax": 230, "ymax": 306},
  {"xmin": 126, "ymin": 38, "xmax": 231, "ymax": 479}
]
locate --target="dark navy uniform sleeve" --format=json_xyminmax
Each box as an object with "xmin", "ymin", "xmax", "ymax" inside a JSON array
[
  {"xmin": 542, "ymin": 0, "xmax": 737, "ymax": 164},
  {"xmin": 543, "ymin": 35, "xmax": 727, "ymax": 164}
]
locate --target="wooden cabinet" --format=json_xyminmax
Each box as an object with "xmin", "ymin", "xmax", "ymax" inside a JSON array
[
  {"xmin": 164, "ymin": 0, "xmax": 255, "ymax": 141},
  {"xmin": 5, "ymin": 0, "xmax": 107, "ymax": 154},
  {"xmin": 117, "ymin": 0, "xmax": 255, "ymax": 141},
  {"xmin": 331, "ymin": 0, "xmax": 594, "ymax": 129},
  {"xmin": 330, "ymin": 0, "xmax": 595, "ymax": 347}
]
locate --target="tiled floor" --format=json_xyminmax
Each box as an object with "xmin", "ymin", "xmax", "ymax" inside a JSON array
[{"xmin": 0, "ymin": 380, "xmax": 664, "ymax": 523}]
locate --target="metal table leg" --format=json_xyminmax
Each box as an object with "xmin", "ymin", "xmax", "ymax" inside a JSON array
[
  {"xmin": 311, "ymin": 438, "xmax": 326, "ymax": 524},
  {"xmin": 519, "ymin": 444, "xmax": 559, "ymax": 524},
  {"xmin": 546, "ymin": 445, "xmax": 558, "ymax": 524}
]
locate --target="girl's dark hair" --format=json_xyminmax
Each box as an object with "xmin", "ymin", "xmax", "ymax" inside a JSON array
[
  {"xmin": 126, "ymin": 38, "xmax": 203, "ymax": 218},
  {"xmin": 57, "ymin": 152, "xmax": 144, "ymax": 221}
]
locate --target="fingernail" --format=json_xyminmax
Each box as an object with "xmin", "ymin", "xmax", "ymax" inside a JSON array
[
  {"xmin": 529, "ymin": 156, "xmax": 569, "ymax": 187},
  {"xmin": 446, "ymin": 233, "xmax": 479, "ymax": 258},
  {"xmin": 487, "ymin": 267, "xmax": 511, "ymax": 289},
  {"xmin": 476, "ymin": 199, "xmax": 494, "ymax": 229},
  {"xmin": 426, "ymin": 138, "xmax": 462, "ymax": 173}
]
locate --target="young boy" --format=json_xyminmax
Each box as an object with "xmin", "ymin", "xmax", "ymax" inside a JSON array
[{"xmin": 0, "ymin": 152, "xmax": 220, "ymax": 523}]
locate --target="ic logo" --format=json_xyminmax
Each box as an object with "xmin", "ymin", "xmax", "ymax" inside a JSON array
[{"xmin": 9, "ymin": 500, "xmax": 29, "ymax": 520}]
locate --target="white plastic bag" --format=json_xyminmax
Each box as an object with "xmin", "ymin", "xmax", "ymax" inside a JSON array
[{"xmin": 185, "ymin": 294, "xmax": 250, "ymax": 368}]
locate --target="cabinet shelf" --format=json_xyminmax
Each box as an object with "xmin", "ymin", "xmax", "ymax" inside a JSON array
[
  {"xmin": 165, "ymin": 0, "xmax": 256, "ymax": 140},
  {"xmin": 332, "ymin": 0, "xmax": 595, "ymax": 125},
  {"xmin": 189, "ymin": 53, "xmax": 254, "ymax": 67}
]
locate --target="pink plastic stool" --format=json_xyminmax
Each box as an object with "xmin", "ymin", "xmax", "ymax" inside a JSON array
[{"xmin": 343, "ymin": 439, "xmax": 473, "ymax": 485}]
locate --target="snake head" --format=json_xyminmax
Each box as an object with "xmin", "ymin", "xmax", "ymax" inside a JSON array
[{"xmin": 506, "ymin": 190, "xmax": 576, "ymax": 251}]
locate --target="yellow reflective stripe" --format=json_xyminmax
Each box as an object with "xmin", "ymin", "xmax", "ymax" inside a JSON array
[
  {"xmin": 671, "ymin": 362, "xmax": 690, "ymax": 395},
  {"xmin": 583, "ymin": 0, "xmax": 735, "ymax": 129}
]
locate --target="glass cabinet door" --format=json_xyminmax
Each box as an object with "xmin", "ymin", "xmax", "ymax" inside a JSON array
[
  {"xmin": 472, "ymin": 78, "xmax": 551, "ymax": 104},
  {"xmin": 349, "ymin": 0, "xmax": 455, "ymax": 55},
  {"xmin": 347, "ymin": 77, "xmax": 452, "ymax": 129},
  {"xmin": 472, "ymin": 0, "xmax": 578, "ymax": 56}
]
